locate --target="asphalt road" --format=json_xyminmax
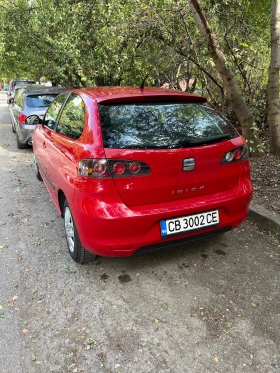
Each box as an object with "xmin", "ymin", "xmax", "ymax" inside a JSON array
[{"xmin": 0, "ymin": 90, "xmax": 279, "ymax": 373}]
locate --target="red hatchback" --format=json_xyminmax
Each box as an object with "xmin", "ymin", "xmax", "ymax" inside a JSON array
[{"xmin": 30, "ymin": 87, "xmax": 253, "ymax": 263}]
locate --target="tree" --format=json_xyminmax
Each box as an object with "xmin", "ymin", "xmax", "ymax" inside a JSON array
[
  {"xmin": 188, "ymin": 0, "xmax": 262, "ymax": 153},
  {"xmin": 0, "ymin": 0, "xmax": 273, "ymax": 156},
  {"xmin": 268, "ymin": 0, "xmax": 280, "ymax": 156}
]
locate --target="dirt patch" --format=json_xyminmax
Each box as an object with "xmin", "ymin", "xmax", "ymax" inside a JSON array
[{"xmin": 250, "ymin": 152, "xmax": 280, "ymax": 213}]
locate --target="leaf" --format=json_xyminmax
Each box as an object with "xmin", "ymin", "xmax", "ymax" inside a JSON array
[
  {"xmin": 251, "ymin": 302, "xmax": 257, "ymax": 308},
  {"xmin": 154, "ymin": 319, "xmax": 159, "ymax": 324},
  {"xmin": 225, "ymin": 321, "xmax": 232, "ymax": 328},
  {"xmin": 31, "ymin": 354, "xmax": 36, "ymax": 361},
  {"xmin": 23, "ymin": 329, "xmax": 29, "ymax": 334},
  {"xmin": 162, "ymin": 303, "xmax": 168, "ymax": 310},
  {"xmin": 240, "ymin": 43, "xmax": 249, "ymax": 47},
  {"xmin": 213, "ymin": 357, "xmax": 219, "ymax": 364},
  {"xmin": 8, "ymin": 295, "xmax": 18, "ymax": 303},
  {"xmin": 64, "ymin": 265, "xmax": 76, "ymax": 274},
  {"xmin": 0, "ymin": 246, "xmax": 4, "ymax": 249}
]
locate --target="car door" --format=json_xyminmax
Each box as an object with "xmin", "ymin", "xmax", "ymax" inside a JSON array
[
  {"xmin": 34, "ymin": 93, "xmax": 69, "ymax": 192},
  {"xmin": 42, "ymin": 93, "xmax": 86, "ymax": 204}
]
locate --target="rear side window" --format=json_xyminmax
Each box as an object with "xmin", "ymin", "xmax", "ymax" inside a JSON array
[
  {"xmin": 26, "ymin": 94, "xmax": 57, "ymax": 108},
  {"xmin": 98, "ymin": 102, "xmax": 238, "ymax": 149},
  {"xmin": 58, "ymin": 94, "xmax": 85, "ymax": 140}
]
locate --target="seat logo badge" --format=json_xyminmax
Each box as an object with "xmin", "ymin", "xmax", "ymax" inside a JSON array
[{"xmin": 183, "ymin": 158, "xmax": 195, "ymax": 171}]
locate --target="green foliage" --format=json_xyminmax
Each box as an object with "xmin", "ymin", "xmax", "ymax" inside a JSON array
[{"xmin": 0, "ymin": 0, "xmax": 271, "ymax": 132}]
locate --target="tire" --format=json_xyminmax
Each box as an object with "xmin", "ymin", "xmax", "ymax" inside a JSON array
[
  {"xmin": 33, "ymin": 155, "xmax": 42, "ymax": 181},
  {"xmin": 11, "ymin": 121, "xmax": 16, "ymax": 133},
  {"xmin": 63, "ymin": 200, "xmax": 96, "ymax": 263},
  {"xmin": 16, "ymin": 134, "xmax": 28, "ymax": 149}
]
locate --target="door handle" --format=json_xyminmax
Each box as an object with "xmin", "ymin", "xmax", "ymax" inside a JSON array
[{"xmin": 43, "ymin": 141, "xmax": 46, "ymax": 148}]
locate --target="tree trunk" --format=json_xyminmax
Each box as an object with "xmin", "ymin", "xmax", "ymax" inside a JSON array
[
  {"xmin": 188, "ymin": 0, "xmax": 262, "ymax": 154},
  {"xmin": 268, "ymin": 0, "xmax": 280, "ymax": 156}
]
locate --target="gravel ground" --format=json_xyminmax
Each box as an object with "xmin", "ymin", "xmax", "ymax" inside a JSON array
[
  {"xmin": 0, "ymin": 91, "xmax": 279, "ymax": 373},
  {"xmin": 250, "ymin": 153, "xmax": 280, "ymax": 213}
]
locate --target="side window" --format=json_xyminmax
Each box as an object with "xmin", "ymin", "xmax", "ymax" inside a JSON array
[
  {"xmin": 15, "ymin": 90, "xmax": 24, "ymax": 109},
  {"xmin": 58, "ymin": 94, "xmax": 85, "ymax": 140},
  {"xmin": 44, "ymin": 93, "xmax": 69, "ymax": 130}
]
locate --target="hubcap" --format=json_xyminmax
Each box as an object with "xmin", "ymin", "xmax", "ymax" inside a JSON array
[{"xmin": 64, "ymin": 207, "xmax": 75, "ymax": 253}]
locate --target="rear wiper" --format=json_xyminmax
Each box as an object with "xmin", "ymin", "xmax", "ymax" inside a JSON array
[
  {"xmin": 174, "ymin": 134, "xmax": 231, "ymax": 147},
  {"xmin": 121, "ymin": 143, "xmax": 168, "ymax": 149}
]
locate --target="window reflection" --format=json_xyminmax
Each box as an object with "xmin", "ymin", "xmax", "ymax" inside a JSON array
[{"xmin": 98, "ymin": 102, "xmax": 237, "ymax": 149}]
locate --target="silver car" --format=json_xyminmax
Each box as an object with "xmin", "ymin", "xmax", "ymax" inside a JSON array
[{"xmin": 10, "ymin": 85, "xmax": 67, "ymax": 148}]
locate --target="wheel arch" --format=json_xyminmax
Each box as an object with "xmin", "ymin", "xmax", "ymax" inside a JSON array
[{"xmin": 58, "ymin": 190, "xmax": 67, "ymax": 218}]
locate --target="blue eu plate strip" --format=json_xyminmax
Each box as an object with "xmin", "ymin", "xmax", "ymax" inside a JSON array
[{"xmin": 160, "ymin": 220, "xmax": 167, "ymax": 237}]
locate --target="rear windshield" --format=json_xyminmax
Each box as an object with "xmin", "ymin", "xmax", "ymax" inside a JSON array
[
  {"xmin": 98, "ymin": 102, "xmax": 238, "ymax": 149},
  {"xmin": 26, "ymin": 94, "xmax": 57, "ymax": 108}
]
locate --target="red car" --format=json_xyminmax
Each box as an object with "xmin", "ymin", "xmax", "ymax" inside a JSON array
[{"xmin": 30, "ymin": 87, "xmax": 253, "ymax": 263}]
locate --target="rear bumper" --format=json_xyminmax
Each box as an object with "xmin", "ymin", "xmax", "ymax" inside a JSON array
[
  {"xmin": 18, "ymin": 124, "xmax": 34, "ymax": 144},
  {"xmin": 71, "ymin": 176, "xmax": 253, "ymax": 257}
]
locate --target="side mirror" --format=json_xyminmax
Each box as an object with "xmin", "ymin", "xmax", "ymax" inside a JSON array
[{"xmin": 25, "ymin": 115, "xmax": 42, "ymax": 125}]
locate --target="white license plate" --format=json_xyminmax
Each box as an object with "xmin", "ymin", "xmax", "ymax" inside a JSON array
[{"xmin": 160, "ymin": 210, "xmax": 219, "ymax": 237}]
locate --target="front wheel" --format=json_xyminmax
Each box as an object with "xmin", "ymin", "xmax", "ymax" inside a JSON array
[
  {"xmin": 11, "ymin": 121, "xmax": 16, "ymax": 133},
  {"xmin": 63, "ymin": 200, "xmax": 96, "ymax": 263}
]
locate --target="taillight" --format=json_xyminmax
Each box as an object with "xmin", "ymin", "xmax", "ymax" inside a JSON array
[
  {"xmin": 221, "ymin": 145, "xmax": 248, "ymax": 164},
  {"xmin": 18, "ymin": 114, "xmax": 27, "ymax": 124},
  {"xmin": 113, "ymin": 162, "xmax": 125, "ymax": 175},
  {"xmin": 78, "ymin": 159, "xmax": 150, "ymax": 178}
]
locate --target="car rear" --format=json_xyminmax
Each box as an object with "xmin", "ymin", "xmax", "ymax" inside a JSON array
[
  {"xmin": 72, "ymin": 90, "xmax": 253, "ymax": 256},
  {"xmin": 17, "ymin": 88, "xmax": 66, "ymax": 145}
]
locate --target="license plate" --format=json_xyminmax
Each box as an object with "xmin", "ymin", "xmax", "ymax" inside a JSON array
[{"xmin": 160, "ymin": 210, "xmax": 219, "ymax": 237}]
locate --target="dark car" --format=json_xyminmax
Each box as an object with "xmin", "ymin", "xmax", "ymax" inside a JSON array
[
  {"xmin": 10, "ymin": 85, "xmax": 67, "ymax": 148},
  {"xmin": 30, "ymin": 87, "xmax": 253, "ymax": 263},
  {"xmin": 8, "ymin": 82, "xmax": 38, "ymax": 106},
  {"xmin": 7, "ymin": 78, "xmax": 36, "ymax": 103}
]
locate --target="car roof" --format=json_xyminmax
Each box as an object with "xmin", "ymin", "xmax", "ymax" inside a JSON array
[
  {"xmin": 69, "ymin": 86, "xmax": 207, "ymax": 104},
  {"xmin": 14, "ymin": 83, "xmax": 37, "ymax": 90},
  {"xmin": 21, "ymin": 86, "xmax": 67, "ymax": 95}
]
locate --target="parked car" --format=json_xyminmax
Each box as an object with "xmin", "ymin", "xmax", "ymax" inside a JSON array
[
  {"xmin": 10, "ymin": 85, "xmax": 67, "ymax": 148},
  {"xmin": 7, "ymin": 78, "xmax": 36, "ymax": 103},
  {"xmin": 30, "ymin": 87, "xmax": 253, "ymax": 263},
  {"xmin": 8, "ymin": 82, "xmax": 38, "ymax": 105}
]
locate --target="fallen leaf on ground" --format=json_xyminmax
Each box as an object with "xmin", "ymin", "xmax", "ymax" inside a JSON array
[
  {"xmin": 8, "ymin": 296, "xmax": 18, "ymax": 303},
  {"xmin": 23, "ymin": 329, "xmax": 29, "ymax": 334},
  {"xmin": 213, "ymin": 357, "xmax": 219, "ymax": 364}
]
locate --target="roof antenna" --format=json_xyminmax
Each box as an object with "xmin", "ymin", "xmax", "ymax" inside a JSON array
[{"xmin": 140, "ymin": 74, "xmax": 149, "ymax": 89}]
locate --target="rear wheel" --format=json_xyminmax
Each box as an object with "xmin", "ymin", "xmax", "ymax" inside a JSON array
[
  {"xmin": 63, "ymin": 200, "xmax": 96, "ymax": 263},
  {"xmin": 16, "ymin": 134, "xmax": 28, "ymax": 149}
]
